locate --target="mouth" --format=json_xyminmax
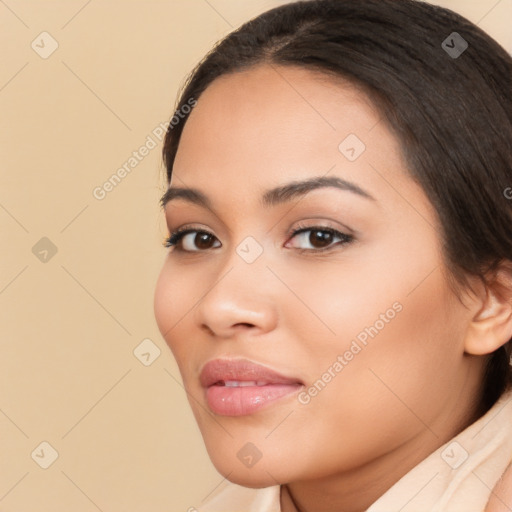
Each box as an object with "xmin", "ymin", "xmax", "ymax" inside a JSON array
[{"xmin": 200, "ymin": 358, "xmax": 304, "ymax": 416}]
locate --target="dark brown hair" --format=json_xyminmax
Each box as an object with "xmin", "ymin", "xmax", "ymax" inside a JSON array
[{"xmin": 162, "ymin": 0, "xmax": 512, "ymax": 415}]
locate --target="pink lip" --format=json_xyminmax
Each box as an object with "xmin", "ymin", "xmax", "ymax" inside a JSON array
[{"xmin": 200, "ymin": 358, "xmax": 303, "ymax": 416}]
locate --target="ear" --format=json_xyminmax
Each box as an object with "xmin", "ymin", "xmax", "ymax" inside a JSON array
[{"xmin": 464, "ymin": 261, "xmax": 512, "ymax": 356}]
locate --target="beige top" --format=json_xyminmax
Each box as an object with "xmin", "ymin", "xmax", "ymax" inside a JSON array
[{"xmin": 197, "ymin": 388, "xmax": 512, "ymax": 512}]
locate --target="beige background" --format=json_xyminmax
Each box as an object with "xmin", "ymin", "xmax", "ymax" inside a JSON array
[{"xmin": 1, "ymin": 1, "xmax": 511, "ymax": 510}]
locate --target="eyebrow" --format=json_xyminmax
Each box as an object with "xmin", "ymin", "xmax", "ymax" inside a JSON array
[{"xmin": 159, "ymin": 175, "xmax": 376, "ymax": 210}]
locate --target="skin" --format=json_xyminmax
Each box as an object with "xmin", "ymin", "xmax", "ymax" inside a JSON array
[{"xmin": 154, "ymin": 64, "xmax": 512, "ymax": 512}]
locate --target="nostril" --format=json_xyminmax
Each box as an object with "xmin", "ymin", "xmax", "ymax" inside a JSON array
[
  {"xmin": 236, "ymin": 323, "xmax": 254, "ymax": 328},
  {"xmin": 201, "ymin": 325, "xmax": 215, "ymax": 335}
]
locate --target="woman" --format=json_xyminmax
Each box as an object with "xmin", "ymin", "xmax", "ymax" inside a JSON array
[{"xmin": 154, "ymin": 0, "xmax": 512, "ymax": 510}]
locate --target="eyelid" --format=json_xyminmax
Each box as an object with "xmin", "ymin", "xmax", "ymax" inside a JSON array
[
  {"xmin": 286, "ymin": 218, "xmax": 354, "ymax": 238},
  {"xmin": 164, "ymin": 220, "xmax": 355, "ymax": 253},
  {"xmin": 163, "ymin": 224, "xmax": 217, "ymax": 250},
  {"xmin": 166, "ymin": 218, "xmax": 353, "ymax": 239},
  {"xmin": 285, "ymin": 222, "xmax": 354, "ymax": 252}
]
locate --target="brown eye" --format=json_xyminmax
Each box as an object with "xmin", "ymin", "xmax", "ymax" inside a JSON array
[
  {"xmin": 194, "ymin": 232, "xmax": 217, "ymax": 250},
  {"xmin": 287, "ymin": 226, "xmax": 353, "ymax": 252},
  {"xmin": 308, "ymin": 229, "xmax": 334, "ymax": 248},
  {"xmin": 164, "ymin": 229, "xmax": 221, "ymax": 252}
]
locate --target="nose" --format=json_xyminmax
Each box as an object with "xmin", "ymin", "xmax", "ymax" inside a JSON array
[{"xmin": 192, "ymin": 251, "xmax": 278, "ymax": 339}]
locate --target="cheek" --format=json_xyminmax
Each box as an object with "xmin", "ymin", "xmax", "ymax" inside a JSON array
[
  {"xmin": 300, "ymin": 266, "xmax": 463, "ymax": 438},
  {"xmin": 300, "ymin": 223, "xmax": 448, "ymax": 357},
  {"xmin": 285, "ymin": 234, "xmax": 463, "ymax": 420},
  {"xmin": 153, "ymin": 262, "xmax": 197, "ymax": 359},
  {"xmin": 153, "ymin": 263, "xmax": 175, "ymax": 340}
]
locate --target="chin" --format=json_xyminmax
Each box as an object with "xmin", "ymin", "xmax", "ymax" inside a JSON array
[{"xmin": 203, "ymin": 442, "xmax": 288, "ymax": 488}]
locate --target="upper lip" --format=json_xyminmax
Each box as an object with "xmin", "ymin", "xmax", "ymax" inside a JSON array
[{"xmin": 200, "ymin": 358, "xmax": 303, "ymax": 388}]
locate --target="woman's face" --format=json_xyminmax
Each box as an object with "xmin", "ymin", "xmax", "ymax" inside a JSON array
[{"xmin": 154, "ymin": 64, "xmax": 483, "ymax": 487}]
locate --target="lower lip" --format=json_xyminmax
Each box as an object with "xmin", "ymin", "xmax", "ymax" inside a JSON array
[{"xmin": 205, "ymin": 384, "xmax": 301, "ymax": 416}]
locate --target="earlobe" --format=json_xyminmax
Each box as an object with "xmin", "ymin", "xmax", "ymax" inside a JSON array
[{"xmin": 464, "ymin": 264, "xmax": 512, "ymax": 356}]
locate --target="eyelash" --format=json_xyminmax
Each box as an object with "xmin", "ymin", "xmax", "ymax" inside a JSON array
[{"xmin": 162, "ymin": 223, "xmax": 354, "ymax": 254}]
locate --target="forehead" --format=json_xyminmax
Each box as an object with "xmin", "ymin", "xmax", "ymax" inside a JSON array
[
  {"xmin": 170, "ymin": 63, "xmax": 423, "ymax": 216},
  {"xmin": 177, "ymin": 63, "xmax": 382, "ymax": 158}
]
